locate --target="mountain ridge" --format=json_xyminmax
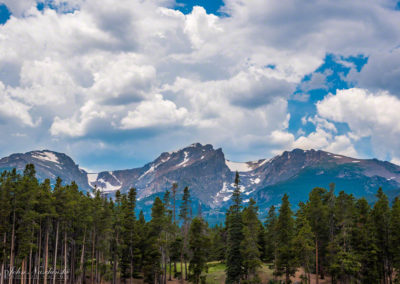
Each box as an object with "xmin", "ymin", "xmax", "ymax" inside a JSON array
[{"xmin": 1, "ymin": 144, "xmax": 400, "ymax": 222}]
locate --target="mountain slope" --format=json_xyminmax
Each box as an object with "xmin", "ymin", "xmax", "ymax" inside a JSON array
[{"xmin": 0, "ymin": 150, "xmax": 89, "ymax": 191}]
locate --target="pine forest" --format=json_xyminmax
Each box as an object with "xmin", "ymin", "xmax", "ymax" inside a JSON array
[{"xmin": 1, "ymin": 164, "xmax": 400, "ymax": 284}]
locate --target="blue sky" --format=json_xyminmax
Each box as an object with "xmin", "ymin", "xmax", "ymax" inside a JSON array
[
  {"xmin": 0, "ymin": 0, "xmax": 400, "ymax": 171},
  {"xmin": 0, "ymin": 4, "xmax": 10, "ymax": 24},
  {"xmin": 174, "ymin": 0, "xmax": 224, "ymax": 15}
]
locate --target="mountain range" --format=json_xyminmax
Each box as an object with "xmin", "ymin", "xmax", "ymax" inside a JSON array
[{"xmin": 1, "ymin": 143, "xmax": 400, "ymax": 223}]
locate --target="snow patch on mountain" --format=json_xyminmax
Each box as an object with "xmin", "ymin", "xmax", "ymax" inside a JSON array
[
  {"xmin": 32, "ymin": 151, "xmax": 60, "ymax": 164},
  {"xmin": 138, "ymin": 165, "xmax": 155, "ymax": 180},
  {"xmin": 225, "ymin": 160, "xmax": 253, "ymax": 172},
  {"xmin": 258, "ymin": 159, "xmax": 268, "ymax": 167},
  {"xmin": 87, "ymin": 173, "xmax": 98, "ymax": 187},
  {"xmin": 223, "ymin": 196, "xmax": 230, "ymax": 202},
  {"xmin": 230, "ymin": 183, "xmax": 246, "ymax": 192},
  {"xmin": 250, "ymin": 177, "xmax": 261, "ymax": 184},
  {"xmin": 161, "ymin": 156, "xmax": 170, "ymax": 163},
  {"xmin": 177, "ymin": 151, "xmax": 190, "ymax": 167},
  {"xmin": 109, "ymin": 171, "xmax": 121, "ymax": 184},
  {"xmin": 213, "ymin": 182, "xmax": 234, "ymax": 204},
  {"xmin": 97, "ymin": 178, "xmax": 121, "ymax": 192}
]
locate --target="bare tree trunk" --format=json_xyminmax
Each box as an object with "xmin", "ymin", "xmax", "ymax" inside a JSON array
[
  {"xmin": 180, "ymin": 253, "xmax": 184, "ymax": 284},
  {"xmin": 174, "ymin": 262, "xmax": 177, "ymax": 279},
  {"xmin": 91, "ymin": 230, "xmax": 95, "ymax": 284},
  {"xmin": 169, "ymin": 259, "xmax": 172, "ymax": 281},
  {"xmin": 163, "ymin": 252, "xmax": 167, "ymax": 284},
  {"xmin": 130, "ymin": 227, "xmax": 134, "ymax": 284},
  {"xmin": 1, "ymin": 232, "xmax": 6, "ymax": 284},
  {"xmin": 35, "ymin": 221, "xmax": 42, "ymax": 284},
  {"xmin": 130, "ymin": 258, "xmax": 133, "ymax": 284},
  {"xmin": 184, "ymin": 260, "xmax": 187, "ymax": 281},
  {"xmin": 388, "ymin": 261, "xmax": 393, "ymax": 284},
  {"xmin": 95, "ymin": 249, "xmax": 99, "ymax": 284},
  {"xmin": 64, "ymin": 231, "xmax": 68, "ymax": 284},
  {"xmin": 273, "ymin": 243, "xmax": 277, "ymax": 281},
  {"xmin": 306, "ymin": 263, "xmax": 311, "ymax": 284},
  {"xmin": 79, "ymin": 229, "xmax": 86, "ymax": 284},
  {"xmin": 28, "ymin": 228, "xmax": 34, "ymax": 284},
  {"xmin": 83, "ymin": 260, "xmax": 87, "ymax": 284},
  {"xmin": 52, "ymin": 221, "xmax": 59, "ymax": 284},
  {"xmin": 70, "ymin": 240, "xmax": 75, "ymax": 284},
  {"xmin": 112, "ymin": 232, "xmax": 118, "ymax": 284},
  {"xmin": 43, "ymin": 224, "xmax": 49, "ymax": 284},
  {"xmin": 316, "ymin": 239, "xmax": 319, "ymax": 284},
  {"xmin": 21, "ymin": 258, "xmax": 26, "ymax": 284},
  {"xmin": 8, "ymin": 210, "xmax": 16, "ymax": 284}
]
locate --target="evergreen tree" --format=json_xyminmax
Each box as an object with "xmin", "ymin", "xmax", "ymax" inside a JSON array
[
  {"xmin": 188, "ymin": 217, "xmax": 209, "ymax": 284},
  {"xmin": 120, "ymin": 188, "xmax": 140, "ymax": 281},
  {"xmin": 162, "ymin": 189, "xmax": 174, "ymax": 283},
  {"xmin": 225, "ymin": 171, "xmax": 243, "ymax": 284},
  {"xmin": 0, "ymin": 172, "xmax": 11, "ymax": 283},
  {"xmin": 241, "ymin": 199, "xmax": 262, "ymax": 280},
  {"xmin": 391, "ymin": 197, "xmax": 400, "ymax": 283},
  {"xmin": 329, "ymin": 191, "xmax": 360, "ymax": 283},
  {"xmin": 352, "ymin": 198, "xmax": 379, "ymax": 283},
  {"xmin": 16, "ymin": 164, "xmax": 39, "ymax": 283},
  {"xmin": 143, "ymin": 197, "xmax": 165, "ymax": 283},
  {"xmin": 294, "ymin": 202, "xmax": 314, "ymax": 283},
  {"xmin": 136, "ymin": 210, "xmax": 147, "ymax": 273},
  {"xmin": 306, "ymin": 187, "xmax": 329, "ymax": 284},
  {"xmin": 264, "ymin": 205, "xmax": 278, "ymax": 265},
  {"xmin": 209, "ymin": 224, "xmax": 226, "ymax": 262},
  {"xmin": 179, "ymin": 186, "xmax": 191, "ymax": 282},
  {"xmin": 275, "ymin": 194, "xmax": 296, "ymax": 283},
  {"xmin": 372, "ymin": 188, "xmax": 392, "ymax": 282},
  {"xmin": 111, "ymin": 190, "xmax": 123, "ymax": 283},
  {"xmin": 294, "ymin": 215, "xmax": 314, "ymax": 284}
]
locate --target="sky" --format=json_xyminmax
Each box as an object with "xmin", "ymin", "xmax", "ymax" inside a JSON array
[{"xmin": 0, "ymin": 0, "xmax": 400, "ymax": 171}]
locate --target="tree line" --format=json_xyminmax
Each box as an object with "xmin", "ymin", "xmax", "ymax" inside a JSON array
[{"xmin": 0, "ymin": 164, "xmax": 400, "ymax": 283}]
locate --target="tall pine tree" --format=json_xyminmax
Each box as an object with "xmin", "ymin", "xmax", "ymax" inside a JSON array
[
  {"xmin": 275, "ymin": 194, "xmax": 296, "ymax": 283},
  {"xmin": 225, "ymin": 172, "xmax": 243, "ymax": 284}
]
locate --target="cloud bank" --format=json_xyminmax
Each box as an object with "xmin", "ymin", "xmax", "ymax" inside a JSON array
[{"xmin": 0, "ymin": 0, "xmax": 399, "ymax": 169}]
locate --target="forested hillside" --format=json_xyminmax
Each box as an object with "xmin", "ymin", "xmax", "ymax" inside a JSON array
[{"xmin": 1, "ymin": 164, "xmax": 400, "ymax": 283}]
